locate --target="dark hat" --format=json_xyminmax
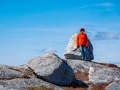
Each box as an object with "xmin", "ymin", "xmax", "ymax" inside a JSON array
[{"xmin": 80, "ymin": 28, "xmax": 85, "ymax": 32}]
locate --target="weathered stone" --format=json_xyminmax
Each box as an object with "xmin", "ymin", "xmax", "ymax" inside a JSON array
[
  {"xmin": 10, "ymin": 65, "xmax": 35, "ymax": 78},
  {"xmin": 0, "ymin": 85, "xmax": 19, "ymax": 90},
  {"xmin": 106, "ymin": 81, "xmax": 120, "ymax": 90},
  {"xmin": 27, "ymin": 53, "xmax": 75, "ymax": 85},
  {"xmin": 65, "ymin": 59, "xmax": 105, "ymax": 73},
  {"xmin": 0, "ymin": 78, "xmax": 64, "ymax": 90},
  {"xmin": 64, "ymin": 59, "xmax": 120, "ymax": 85},
  {"xmin": 0, "ymin": 64, "xmax": 22, "ymax": 79},
  {"xmin": 89, "ymin": 66, "xmax": 120, "ymax": 84},
  {"xmin": 64, "ymin": 34, "xmax": 94, "ymax": 61}
]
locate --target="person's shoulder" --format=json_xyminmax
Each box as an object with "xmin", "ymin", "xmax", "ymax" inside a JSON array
[
  {"xmin": 84, "ymin": 33, "xmax": 87, "ymax": 36},
  {"xmin": 84, "ymin": 33, "xmax": 88, "ymax": 38}
]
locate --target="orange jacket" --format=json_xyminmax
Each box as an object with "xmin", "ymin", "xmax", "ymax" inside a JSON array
[{"xmin": 76, "ymin": 33, "xmax": 88, "ymax": 47}]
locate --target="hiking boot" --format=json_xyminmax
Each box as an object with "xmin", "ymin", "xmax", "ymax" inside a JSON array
[
  {"xmin": 80, "ymin": 58, "xmax": 86, "ymax": 60},
  {"xmin": 80, "ymin": 58, "xmax": 84, "ymax": 60}
]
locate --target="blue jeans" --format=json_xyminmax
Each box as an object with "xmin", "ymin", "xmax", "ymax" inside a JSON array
[{"xmin": 79, "ymin": 45, "xmax": 87, "ymax": 59}]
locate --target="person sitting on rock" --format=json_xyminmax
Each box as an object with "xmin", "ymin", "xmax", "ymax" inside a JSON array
[{"xmin": 76, "ymin": 28, "xmax": 88, "ymax": 61}]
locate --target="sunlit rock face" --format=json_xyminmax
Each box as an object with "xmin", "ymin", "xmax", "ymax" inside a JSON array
[
  {"xmin": 64, "ymin": 34, "xmax": 94, "ymax": 61},
  {"xmin": 27, "ymin": 53, "xmax": 75, "ymax": 85}
]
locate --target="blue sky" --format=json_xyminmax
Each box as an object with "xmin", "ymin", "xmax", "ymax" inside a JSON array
[{"xmin": 0, "ymin": 0, "xmax": 120, "ymax": 66}]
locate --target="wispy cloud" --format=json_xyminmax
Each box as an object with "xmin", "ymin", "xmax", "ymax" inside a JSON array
[
  {"xmin": 84, "ymin": 24, "xmax": 120, "ymax": 40},
  {"xmin": 93, "ymin": 32, "xmax": 119, "ymax": 40},
  {"xmin": 80, "ymin": 2, "xmax": 114, "ymax": 8},
  {"xmin": 34, "ymin": 47, "xmax": 57, "ymax": 53},
  {"xmin": 93, "ymin": 2, "xmax": 114, "ymax": 7}
]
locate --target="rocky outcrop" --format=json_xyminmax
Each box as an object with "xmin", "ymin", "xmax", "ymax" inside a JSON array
[
  {"xmin": 0, "ymin": 78, "xmax": 64, "ymax": 90},
  {"xmin": 0, "ymin": 40, "xmax": 120, "ymax": 90},
  {"xmin": 0, "ymin": 64, "xmax": 22, "ymax": 79},
  {"xmin": 0, "ymin": 85, "xmax": 18, "ymax": 90},
  {"xmin": 89, "ymin": 66, "xmax": 120, "ymax": 84},
  {"xmin": 0, "ymin": 64, "xmax": 64, "ymax": 90},
  {"xmin": 106, "ymin": 81, "xmax": 120, "ymax": 90},
  {"xmin": 64, "ymin": 59, "xmax": 120, "ymax": 89},
  {"xmin": 27, "ymin": 53, "xmax": 75, "ymax": 86},
  {"xmin": 65, "ymin": 59, "xmax": 106, "ymax": 73},
  {"xmin": 64, "ymin": 34, "xmax": 94, "ymax": 61}
]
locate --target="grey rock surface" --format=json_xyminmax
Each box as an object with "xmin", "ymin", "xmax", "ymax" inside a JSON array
[
  {"xmin": 89, "ymin": 66, "xmax": 120, "ymax": 84},
  {"xmin": 0, "ymin": 85, "xmax": 19, "ymax": 90},
  {"xmin": 65, "ymin": 59, "xmax": 105, "ymax": 73},
  {"xmin": 64, "ymin": 34, "xmax": 94, "ymax": 61},
  {"xmin": 27, "ymin": 53, "xmax": 75, "ymax": 85},
  {"xmin": 65, "ymin": 59, "xmax": 120, "ymax": 85},
  {"xmin": 0, "ymin": 78, "xmax": 64, "ymax": 90},
  {"xmin": 0, "ymin": 49, "xmax": 120, "ymax": 90},
  {"xmin": 105, "ymin": 81, "xmax": 120, "ymax": 90},
  {"xmin": 0, "ymin": 64, "xmax": 22, "ymax": 79}
]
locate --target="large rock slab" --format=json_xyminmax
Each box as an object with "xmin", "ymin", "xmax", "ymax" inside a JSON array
[
  {"xmin": 65, "ymin": 59, "xmax": 105, "ymax": 73},
  {"xmin": 27, "ymin": 53, "xmax": 75, "ymax": 85},
  {"xmin": 0, "ymin": 64, "xmax": 22, "ymax": 79},
  {"xmin": 65, "ymin": 59, "xmax": 120, "ymax": 85},
  {"xmin": 64, "ymin": 34, "xmax": 94, "ymax": 61},
  {"xmin": 105, "ymin": 81, "xmax": 120, "ymax": 90},
  {"xmin": 89, "ymin": 66, "xmax": 120, "ymax": 84},
  {"xmin": 0, "ymin": 78, "xmax": 64, "ymax": 90},
  {"xmin": 0, "ymin": 85, "xmax": 18, "ymax": 90}
]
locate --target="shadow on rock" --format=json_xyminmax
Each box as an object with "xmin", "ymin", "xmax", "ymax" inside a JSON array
[
  {"xmin": 28, "ymin": 57, "xmax": 75, "ymax": 86},
  {"xmin": 27, "ymin": 53, "xmax": 89, "ymax": 88},
  {"xmin": 47, "ymin": 61, "xmax": 88, "ymax": 88},
  {"xmin": 46, "ymin": 60, "xmax": 75, "ymax": 86},
  {"xmin": 64, "ymin": 54, "xmax": 82, "ymax": 60},
  {"xmin": 70, "ymin": 79, "xmax": 89, "ymax": 88}
]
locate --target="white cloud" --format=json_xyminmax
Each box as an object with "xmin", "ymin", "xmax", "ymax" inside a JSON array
[
  {"xmin": 40, "ymin": 47, "xmax": 57, "ymax": 53},
  {"xmin": 84, "ymin": 24, "xmax": 120, "ymax": 40},
  {"xmin": 94, "ymin": 32, "xmax": 119, "ymax": 40},
  {"xmin": 80, "ymin": 2, "xmax": 114, "ymax": 8},
  {"xmin": 94, "ymin": 2, "xmax": 114, "ymax": 7}
]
